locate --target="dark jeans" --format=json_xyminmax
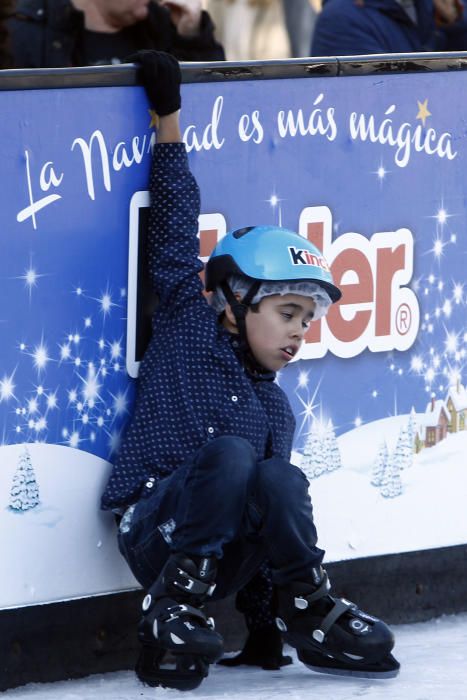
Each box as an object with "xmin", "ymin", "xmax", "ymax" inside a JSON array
[{"xmin": 118, "ymin": 436, "xmax": 324, "ymax": 597}]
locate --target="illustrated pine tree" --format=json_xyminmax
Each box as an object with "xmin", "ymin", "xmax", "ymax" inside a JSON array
[
  {"xmin": 9, "ymin": 447, "xmax": 40, "ymax": 511},
  {"xmin": 301, "ymin": 421, "xmax": 326, "ymax": 479},
  {"xmin": 394, "ymin": 424, "xmax": 413, "ymax": 471},
  {"xmin": 323, "ymin": 420, "xmax": 342, "ymax": 473},
  {"xmin": 407, "ymin": 408, "xmax": 417, "ymax": 452},
  {"xmin": 320, "ymin": 423, "xmax": 330, "ymax": 468},
  {"xmin": 371, "ymin": 441, "xmax": 389, "ymax": 487},
  {"xmin": 380, "ymin": 453, "xmax": 403, "ymax": 498}
]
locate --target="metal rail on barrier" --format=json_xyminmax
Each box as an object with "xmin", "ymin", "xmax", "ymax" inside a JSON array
[{"xmin": 1, "ymin": 52, "xmax": 467, "ymax": 91}]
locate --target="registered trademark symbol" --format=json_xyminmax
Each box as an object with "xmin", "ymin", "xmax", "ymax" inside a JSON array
[{"xmin": 396, "ymin": 303, "xmax": 411, "ymax": 335}]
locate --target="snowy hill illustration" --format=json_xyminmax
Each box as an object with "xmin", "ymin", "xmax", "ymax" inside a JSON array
[
  {"xmin": 293, "ymin": 413, "xmax": 467, "ymax": 563},
  {"xmin": 1, "ymin": 410, "xmax": 466, "ymax": 609},
  {"xmin": 0, "ymin": 443, "xmax": 138, "ymax": 609}
]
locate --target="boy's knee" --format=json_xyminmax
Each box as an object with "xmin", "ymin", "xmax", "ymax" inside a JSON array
[
  {"xmin": 256, "ymin": 458, "xmax": 309, "ymax": 503},
  {"xmin": 195, "ymin": 436, "xmax": 257, "ymax": 479}
]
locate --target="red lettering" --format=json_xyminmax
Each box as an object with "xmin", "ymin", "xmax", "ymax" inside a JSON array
[
  {"xmin": 199, "ymin": 228, "xmax": 218, "ymax": 258},
  {"xmin": 327, "ymin": 249, "xmax": 373, "ymax": 342},
  {"xmin": 304, "ymin": 223, "xmax": 325, "ymax": 343},
  {"xmin": 375, "ymin": 245, "xmax": 406, "ymax": 337},
  {"xmin": 307, "ymin": 222, "xmax": 324, "ymax": 250},
  {"xmin": 305, "ymin": 318, "xmax": 322, "ymax": 344},
  {"xmin": 199, "ymin": 228, "xmax": 218, "ymax": 287}
]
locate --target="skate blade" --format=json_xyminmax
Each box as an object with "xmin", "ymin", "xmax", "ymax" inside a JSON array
[
  {"xmin": 136, "ymin": 648, "xmax": 209, "ymax": 690},
  {"xmin": 298, "ymin": 649, "xmax": 400, "ymax": 680},
  {"xmin": 303, "ymin": 662, "xmax": 400, "ymax": 679},
  {"xmin": 137, "ymin": 664, "xmax": 207, "ymax": 691},
  {"xmin": 139, "ymin": 672, "xmax": 204, "ymax": 691}
]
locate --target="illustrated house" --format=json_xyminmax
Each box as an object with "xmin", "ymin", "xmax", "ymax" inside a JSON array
[
  {"xmin": 414, "ymin": 429, "xmax": 424, "ymax": 454},
  {"xmin": 416, "ymin": 396, "xmax": 451, "ymax": 449},
  {"xmin": 445, "ymin": 381, "xmax": 467, "ymax": 433}
]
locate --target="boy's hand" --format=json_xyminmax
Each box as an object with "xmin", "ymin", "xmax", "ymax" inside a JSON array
[
  {"xmin": 128, "ymin": 50, "xmax": 182, "ymax": 116},
  {"xmin": 159, "ymin": 0, "xmax": 203, "ymax": 37}
]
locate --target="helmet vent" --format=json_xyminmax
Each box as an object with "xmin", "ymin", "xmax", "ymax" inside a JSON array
[{"xmin": 233, "ymin": 226, "xmax": 255, "ymax": 239}]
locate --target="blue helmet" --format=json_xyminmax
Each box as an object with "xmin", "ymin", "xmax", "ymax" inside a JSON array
[{"xmin": 205, "ymin": 225, "xmax": 341, "ymax": 303}]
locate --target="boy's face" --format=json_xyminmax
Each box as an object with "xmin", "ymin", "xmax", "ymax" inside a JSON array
[
  {"xmin": 96, "ymin": 0, "xmax": 150, "ymax": 27},
  {"xmin": 244, "ymin": 294, "xmax": 316, "ymax": 372}
]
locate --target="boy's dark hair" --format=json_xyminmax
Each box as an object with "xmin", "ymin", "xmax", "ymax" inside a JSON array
[{"xmin": 0, "ymin": 0, "xmax": 14, "ymax": 69}]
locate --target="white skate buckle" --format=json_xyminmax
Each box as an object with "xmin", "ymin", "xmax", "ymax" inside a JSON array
[
  {"xmin": 166, "ymin": 604, "xmax": 187, "ymax": 622},
  {"xmin": 312, "ymin": 629, "xmax": 325, "ymax": 643},
  {"xmin": 275, "ymin": 617, "xmax": 288, "ymax": 632},
  {"xmin": 176, "ymin": 568, "xmax": 195, "ymax": 591},
  {"xmin": 294, "ymin": 597, "xmax": 309, "ymax": 610}
]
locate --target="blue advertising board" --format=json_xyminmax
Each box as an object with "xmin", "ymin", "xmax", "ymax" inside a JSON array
[{"xmin": 1, "ymin": 65, "xmax": 466, "ymax": 609}]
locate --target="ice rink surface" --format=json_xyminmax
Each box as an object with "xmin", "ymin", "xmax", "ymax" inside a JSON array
[{"xmin": 4, "ymin": 612, "xmax": 467, "ymax": 700}]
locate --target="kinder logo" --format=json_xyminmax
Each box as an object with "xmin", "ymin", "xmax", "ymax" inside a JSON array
[
  {"xmin": 195, "ymin": 207, "xmax": 420, "ymax": 361},
  {"xmin": 298, "ymin": 206, "xmax": 420, "ymax": 360},
  {"xmin": 129, "ymin": 203, "xmax": 420, "ymax": 375},
  {"xmin": 288, "ymin": 246, "xmax": 330, "ymax": 271}
]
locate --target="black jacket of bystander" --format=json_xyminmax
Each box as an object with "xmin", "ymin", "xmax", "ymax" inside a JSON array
[{"xmin": 9, "ymin": 0, "xmax": 225, "ymax": 68}]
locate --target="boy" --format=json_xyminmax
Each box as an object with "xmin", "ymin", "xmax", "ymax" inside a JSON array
[{"xmin": 101, "ymin": 51, "xmax": 400, "ymax": 690}]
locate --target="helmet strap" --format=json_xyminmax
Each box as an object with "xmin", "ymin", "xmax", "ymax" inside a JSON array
[
  {"xmin": 221, "ymin": 279, "xmax": 276, "ymax": 380},
  {"xmin": 221, "ymin": 279, "xmax": 261, "ymax": 350}
]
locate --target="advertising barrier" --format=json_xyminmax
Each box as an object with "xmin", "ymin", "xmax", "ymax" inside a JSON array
[{"xmin": 1, "ymin": 59, "xmax": 467, "ymax": 618}]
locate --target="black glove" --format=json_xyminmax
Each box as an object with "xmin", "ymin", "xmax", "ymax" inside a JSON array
[
  {"xmin": 218, "ymin": 625, "xmax": 293, "ymax": 671},
  {"xmin": 127, "ymin": 50, "xmax": 182, "ymax": 116}
]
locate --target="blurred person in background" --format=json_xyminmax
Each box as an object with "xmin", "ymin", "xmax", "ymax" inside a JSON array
[
  {"xmin": 311, "ymin": 0, "xmax": 466, "ymax": 55},
  {"xmin": 9, "ymin": 0, "xmax": 225, "ymax": 67},
  {"xmin": 207, "ymin": 0, "xmax": 318, "ymax": 60},
  {"xmin": 207, "ymin": 0, "xmax": 290, "ymax": 59},
  {"xmin": 0, "ymin": 0, "xmax": 14, "ymax": 67},
  {"xmin": 282, "ymin": 0, "xmax": 316, "ymax": 56}
]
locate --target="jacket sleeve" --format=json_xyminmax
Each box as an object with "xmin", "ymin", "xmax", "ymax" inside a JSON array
[
  {"xmin": 170, "ymin": 11, "xmax": 225, "ymax": 62},
  {"xmin": 147, "ymin": 142, "xmax": 204, "ymax": 312}
]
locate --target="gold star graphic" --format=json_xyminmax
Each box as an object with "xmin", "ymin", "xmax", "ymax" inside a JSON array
[
  {"xmin": 149, "ymin": 109, "xmax": 159, "ymax": 129},
  {"xmin": 416, "ymin": 99, "xmax": 431, "ymax": 127}
]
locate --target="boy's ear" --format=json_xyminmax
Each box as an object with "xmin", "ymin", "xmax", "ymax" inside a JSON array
[{"xmin": 223, "ymin": 302, "xmax": 238, "ymax": 328}]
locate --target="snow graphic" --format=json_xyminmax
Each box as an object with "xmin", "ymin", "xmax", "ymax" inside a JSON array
[
  {"xmin": 0, "ymin": 443, "xmax": 137, "ymax": 608},
  {"xmin": 0, "ymin": 278, "xmax": 133, "ymax": 462},
  {"xmin": 371, "ymin": 442, "xmax": 388, "ymax": 487},
  {"xmin": 9, "ymin": 446, "xmax": 40, "ymax": 511},
  {"xmin": 300, "ymin": 418, "xmax": 342, "ymax": 480}
]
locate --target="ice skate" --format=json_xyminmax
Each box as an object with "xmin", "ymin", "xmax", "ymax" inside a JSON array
[
  {"xmin": 136, "ymin": 553, "xmax": 224, "ymax": 690},
  {"xmin": 276, "ymin": 566, "xmax": 400, "ymax": 679}
]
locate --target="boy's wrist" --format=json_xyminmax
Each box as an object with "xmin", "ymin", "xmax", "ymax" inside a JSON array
[{"xmin": 157, "ymin": 112, "xmax": 182, "ymax": 143}]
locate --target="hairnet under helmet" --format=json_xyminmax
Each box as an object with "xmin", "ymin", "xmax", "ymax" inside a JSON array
[
  {"xmin": 210, "ymin": 275, "xmax": 332, "ymax": 320},
  {"xmin": 206, "ymin": 226, "xmax": 341, "ymax": 368}
]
